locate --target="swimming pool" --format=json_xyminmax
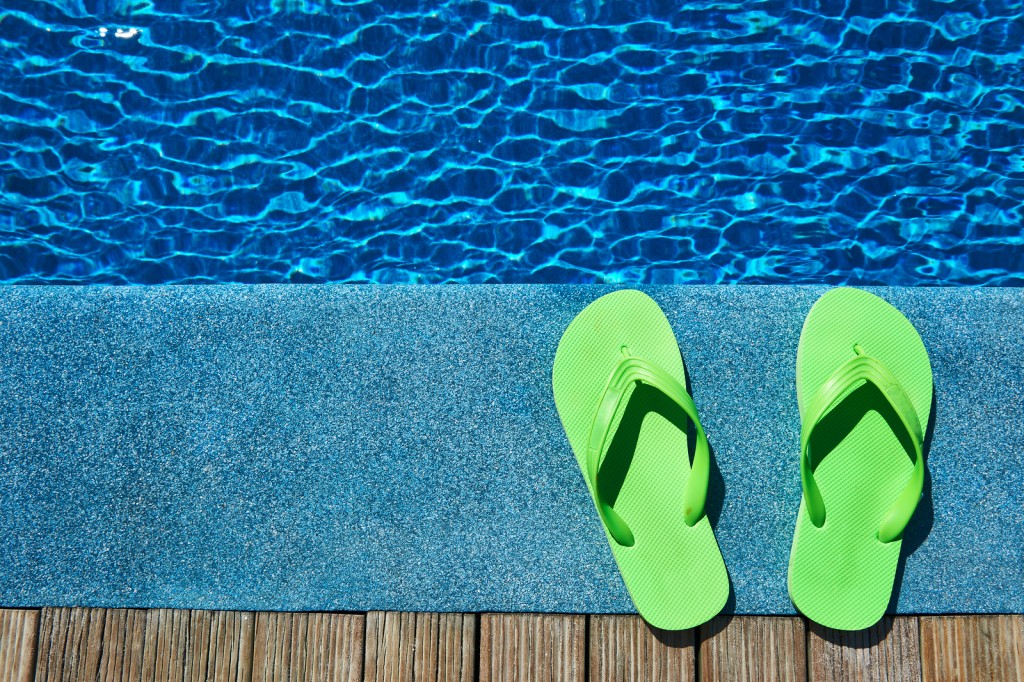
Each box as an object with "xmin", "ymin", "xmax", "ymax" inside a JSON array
[{"xmin": 1, "ymin": 1, "xmax": 1023, "ymax": 285}]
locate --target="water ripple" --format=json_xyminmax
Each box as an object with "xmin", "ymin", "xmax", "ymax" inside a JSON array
[{"xmin": 1, "ymin": 0, "xmax": 1023, "ymax": 284}]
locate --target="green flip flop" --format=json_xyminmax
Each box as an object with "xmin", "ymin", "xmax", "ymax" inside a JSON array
[
  {"xmin": 788, "ymin": 287, "xmax": 932, "ymax": 630},
  {"xmin": 552, "ymin": 290, "xmax": 728, "ymax": 630}
]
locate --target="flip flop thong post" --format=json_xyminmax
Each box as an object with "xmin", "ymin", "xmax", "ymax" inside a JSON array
[
  {"xmin": 788, "ymin": 287, "xmax": 932, "ymax": 630},
  {"xmin": 552, "ymin": 290, "xmax": 728, "ymax": 630}
]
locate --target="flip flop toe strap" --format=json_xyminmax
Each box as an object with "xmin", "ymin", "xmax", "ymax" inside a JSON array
[
  {"xmin": 800, "ymin": 348, "xmax": 925, "ymax": 543},
  {"xmin": 586, "ymin": 353, "xmax": 709, "ymax": 547}
]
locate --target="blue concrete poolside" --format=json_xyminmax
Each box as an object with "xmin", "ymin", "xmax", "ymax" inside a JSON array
[{"xmin": 0, "ymin": 285, "xmax": 1022, "ymax": 615}]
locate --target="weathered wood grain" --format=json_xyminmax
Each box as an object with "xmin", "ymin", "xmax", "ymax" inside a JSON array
[
  {"xmin": 590, "ymin": 614, "xmax": 694, "ymax": 682},
  {"xmin": 97, "ymin": 608, "xmax": 149, "ymax": 681},
  {"xmin": 0, "ymin": 610, "xmax": 39, "ymax": 682},
  {"xmin": 184, "ymin": 610, "xmax": 254, "ymax": 682},
  {"xmin": 35, "ymin": 607, "xmax": 106, "ymax": 682},
  {"xmin": 479, "ymin": 614, "xmax": 585, "ymax": 682},
  {"xmin": 363, "ymin": 612, "xmax": 476, "ymax": 682},
  {"xmin": 808, "ymin": 616, "xmax": 921, "ymax": 682},
  {"xmin": 365, "ymin": 612, "xmax": 414, "ymax": 682},
  {"xmin": 435, "ymin": 613, "xmax": 477, "ymax": 682},
  {"xmin": 251, "ymin": 611, "xmax": 364, "ymax": 682},
  {"xmin": 919, "ymin": 615, "xmax": 1023, "ymax": 682},
  {"xmin": 699, "ymin": 616, "xmax": 806, "ymax": 682},
  {"xmin": 25, "ymin": 609, "xmax": 1024, "ymax": 682},
  {"xmin": 34, "ymin": 608, "xmax": 254, "ymax": 682}
]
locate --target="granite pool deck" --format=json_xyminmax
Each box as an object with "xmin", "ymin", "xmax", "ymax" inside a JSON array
[{"xmin": 0, "ymin": 285, "xmax": 1022, "ymax": 616}]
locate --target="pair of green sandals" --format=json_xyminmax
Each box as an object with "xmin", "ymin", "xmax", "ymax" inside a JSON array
[{"xmin": 552, "ymin": 288, "xmax": 931, "ymax": 631}]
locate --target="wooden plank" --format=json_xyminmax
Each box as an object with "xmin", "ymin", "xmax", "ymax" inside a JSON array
[
  {"xmin": 33, "ymin": 608, "xmax": 65, "ymax": 682},
  {"xmin": 36, "ymin": 607, "xmax": 254, "ymax": 682},
  {"xmin": 479, "ymin": 613, "xmax": 585, "ymax": 682},
  {"xmin": 0, "ymin": 609, "xmax": 39, "ymax": 682},
  {"xmin": 808, "ymin": 616, "xmax": 921, "ymax": 682},
  {"xmin": 97, "ymin": 608, "xmax": 148, "ymax": 681},
  {"xmin": 363, "ymin": 612, "xmax": 476, "ymax": 682},
  {"xmin": 305, "ymin": 613, "xmax": 365, "ymax": 682},
  {"xmin": 590, "ymin": 614, "xmax": 694, "ymax": 682},
  {"xmin": 699, "ymin": 616, "xmax": 805, "ymax": 682},
  {"xmin": 252, "ymin": 611, "xmax": 364, "ymax": 682},
  {"xmin": 139, "ymin": 608, "xmax": 190, "ymax": 681},
  {"xmin": 365, "ymin": 612, "xmax": 414, "ymax": 681},
  {"xmin": 920, "ymin": 615, "xmax": 1024, "ymax": 682},
  {"xmin": 102, "ymin": 608, "xmax": 190, "ymax": 682},
  {"xmin": 436, "ymin": 613, "xmax": 476, "ymax": 682},
  {"xmin": 185, "ymin": 610, "xmax": 255, "ymax": 682},
  {"xmin": 35, "ymin": 607, "xmax": 106, "ymax": 682}
]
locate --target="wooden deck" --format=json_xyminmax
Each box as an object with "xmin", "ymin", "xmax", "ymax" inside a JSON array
[{"xmin": 1, "ymin": 609, "xmax": 1021, "ymax": 681}]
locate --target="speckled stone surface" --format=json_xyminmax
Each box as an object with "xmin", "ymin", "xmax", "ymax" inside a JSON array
[{"xmin": 0, "ymin": 285, "xmax": 1021, "ymax": 614}]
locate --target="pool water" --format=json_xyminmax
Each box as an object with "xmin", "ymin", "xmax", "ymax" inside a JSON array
[{"xmin": 1, "ymin": 0, "xmax": 1023, "ymax": 285}]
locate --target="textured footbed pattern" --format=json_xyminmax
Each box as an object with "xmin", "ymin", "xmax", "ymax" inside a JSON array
[
  {"xmin": 789, "ymin": 287, "xmax": 933, "ymax": 631},
  {"xmin": 552, "ymin": 290, "xmax": 729, "ymax": 630}
]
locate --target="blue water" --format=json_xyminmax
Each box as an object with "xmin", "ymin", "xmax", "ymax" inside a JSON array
[{"xmin": 1, "ymin": 1, "xmax": 1023, "ymax": 285}]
